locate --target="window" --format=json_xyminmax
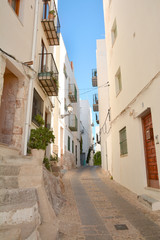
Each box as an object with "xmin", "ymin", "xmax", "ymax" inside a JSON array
[
  {"xmin": 72, "ymin": 140, "xmax": 74, "ymax": 154},
  {"xmin": 32, "ymin": 89, "xmax": 44, "ymax": 126},
  {"xmin": 119, "ymin": 127, "xmax": 128, "ymax": 155},
  {"xmin": 109, "ymin": 0, "xmax": 112, "ymax": 6},
  {"xmin": 68, "ymin": 136, "xmax": 70, "ymax": 151},
  {"xmin": 64, "ymin": 98, "xmax": 67, "ymax": 111},
  {"xmin": 63, "ymin": 64, "xmax": 68, "ymax": 78},
  {"xmin": 111, "ymin": 19, "xmax": 117, "ymax": 46},
  {"xmin": 8, "ymin": 0, "xmax": 20, "ymax": 16},
  {"xmin": 115, "ymin": 67, "xmax": 122, "ymax": 96}
]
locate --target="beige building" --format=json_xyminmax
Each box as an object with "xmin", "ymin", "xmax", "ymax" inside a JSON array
[
  {"xmin": 0, "ymin": 0, "xmax": 60, "ymax": 157},
  {"xmin": 0, "ymin": 1, "xmax": 37, "ymax": 154},
  {"xmin": 99, "ymin": 0, "xmax": 160, "ymax": 206}
]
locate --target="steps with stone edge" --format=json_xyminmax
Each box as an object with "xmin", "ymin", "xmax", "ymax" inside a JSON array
[
  {"xmin": 0, "ymin": 145, "xmax": 60, "ymax": 240},
  {"xmin": 0, "ymin": 145, "xmax": 42, "ymax": 240}
]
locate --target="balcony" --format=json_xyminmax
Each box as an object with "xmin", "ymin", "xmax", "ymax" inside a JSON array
[
  {"xmin": 38, "ymin": 53, "xmax": 59, "ymax": 96},
  {"xmin": 41, "ymin": 1, "xmax": 60, "ymax": 46},
  {"xmin": 69, "ymin": 114, "xmax": 78, "ymax": 131},
  {"xmin": 96, "ymin": 113, "xmax": 99, "ymax": 124},
  {"xmin": 92, "ymin": 69, "xmax": 97, "ymax": 87},
  {"xmin": 68, "ymin": 84, "xmax": 77, "ymax": 103},
  {"xmin": 93, "ymin": 94, "xmax": 99, "ymax": 112}
]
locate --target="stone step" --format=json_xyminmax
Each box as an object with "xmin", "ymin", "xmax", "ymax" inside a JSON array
[
  {"xmin": 0, "ymin": 143, "xmax": 20, "ymax": 157},
  {"xmin": 0, "ymin": 222, "xmax": 41, "ymax": 240},
  {"xmin": 1, "ymin": 155, "xmax": 33, "ymax": 165},
  {"xmin": 0, "ymin": 165, "xmax": 20, "ymax": 176},
  {"xmin": 0, "ymin": 176, "xmax": 19, "ymax": 189},
  {"xmin": 0, "ymin": 188, "xmax": 38, "ymax": 212},
  {"xmin": 0, "ymin": 227, "xmax": 21, "ymax": 240},
  {"xmin": 138, "ymin": 194, "xmax": 160, "ymax": 211}
]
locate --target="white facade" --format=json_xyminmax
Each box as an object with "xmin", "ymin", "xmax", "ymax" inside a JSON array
[
  {"xmin": 100, "ymin": 0, "xmax": 160, "ymax": 201},
  {"xmin": 58, "ymin": 35, "xmax": 80, "ymax": 169},
  {"xmin": 80, "ymin": 100, "xmax": 93, "ymax": 165},
  {"xmin": 95, "ymin": 126, "xmax": 101, "ymax": 153},
  {"xmin": 96, "ymin": 39, "xmax": 111, "ymax": 173}
]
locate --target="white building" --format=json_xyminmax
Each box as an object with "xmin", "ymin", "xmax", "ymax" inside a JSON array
[
  {"xmin": 99, "ymin": 0, "xmax": 160, "ymax": 204},
  {"xmin": 80, "ymin": 100, "xmax": 93, "ymax": 165},
  {"xmin": 57, "ymin": 35, "xmax": 80, "ymax": 169},
  {"xmin": 95, "ymin": 126, "xmax": 101, "ymax": 153},
  {"xmin": 96, "ymin": 39, "xmax": 111, "ymax": 173}
]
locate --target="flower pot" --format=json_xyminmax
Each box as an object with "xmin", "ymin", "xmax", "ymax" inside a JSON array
[
  {"xmin": 31, "ymin": 149, "xmax": 45, "ymax": 164},
  {"xmin": 48, "ymin": 13, "xmax": 55, "ymax": 20}
]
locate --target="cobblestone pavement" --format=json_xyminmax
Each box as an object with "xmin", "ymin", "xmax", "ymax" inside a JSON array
[{"xmin": 57, "ymin": 166, "xmax": 160, "ymax": 240}]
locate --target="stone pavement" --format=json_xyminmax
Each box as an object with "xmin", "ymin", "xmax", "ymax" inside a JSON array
[{"xmin": 57, "ymin": 166, "xmax": 160, "ymax": 240}]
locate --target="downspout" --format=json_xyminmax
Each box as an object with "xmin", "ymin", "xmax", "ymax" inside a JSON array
[{"xmin": 23, "ymin": 0, "xmax": 40, "ymax": 155}]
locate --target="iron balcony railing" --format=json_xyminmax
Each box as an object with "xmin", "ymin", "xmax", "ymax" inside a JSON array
[
  {"xmin": 92, "ymin": 69, "xmax": 97, "ymax": 87},
  {"xmin": 69, "ymin": 114, "xmax": 78, "ymax": 131},
  {"xmin": 93, "ymin": 94, "xmax": 99, "ymax": 112},
  {"xmin": 38, "ymin": 53, "xmax": 59, "ymax": 96},
  {"xmin": 41, "ymin": 0, "xmax": 60, "ymax": 45},
  {"xmin": 68, "ymin": 84, "xmax": 77, "ymax": 103},
  {"xmin": 96, "ymin": 113, "xmax": 99, "ymax": 124}
]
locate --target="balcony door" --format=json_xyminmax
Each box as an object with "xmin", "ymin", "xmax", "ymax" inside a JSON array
[
  {"xmin": 40, "ymin": 40, "xmax": 47, "ymax": 72},
  {"xmin": 43, "ymin": 1, "xmax": 49, "ymax": 19}
]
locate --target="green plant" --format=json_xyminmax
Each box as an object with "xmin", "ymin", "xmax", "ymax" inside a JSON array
[
  {"xmin": 35, "ymin": 114, "xmax": 45, "ymax": 126},
  {"xmin": 43, "ymin": 157, "xmax": 51, "ymax": 171},
  {"xmin": 49, "ymin": 9, "xmax": 56, "ymax": 18},
  {"xmin": 28, "ymin": 115, "xmax": 55, "ymax": 150},
  {"xmin": 50, "ymin": 154, "xmax": 58, "ymax": 162},
  {"xmin": 93, "ymin": 151, "xmax": 101, "ymax": 166},
  {"xmin": 49, "ymin": 9, "xmax": 55, "ymax": 14}
]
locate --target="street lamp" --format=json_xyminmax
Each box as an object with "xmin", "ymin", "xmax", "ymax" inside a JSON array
[{"xmin": 60, "ymin": 104, "xmax": 73, "ymax": 118}]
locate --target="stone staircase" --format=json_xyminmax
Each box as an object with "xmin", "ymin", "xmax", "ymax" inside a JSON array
[{"xmin": 0, "ymin": 144, "xmax": 60, "ymax": 240}]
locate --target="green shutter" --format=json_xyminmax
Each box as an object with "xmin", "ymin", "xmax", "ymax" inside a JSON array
[
  {"xmin": 68, "ymin": 136, "xmax": 70, "ymax": 151},
  {"xmin": 119, "ymin": 127, "xmax": 128, "ymax": 155}
]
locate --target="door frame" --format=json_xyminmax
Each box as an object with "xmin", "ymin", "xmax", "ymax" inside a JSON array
[{"xmin": 142, "ymin": 109, "xmax": 159, "ymax": 188}]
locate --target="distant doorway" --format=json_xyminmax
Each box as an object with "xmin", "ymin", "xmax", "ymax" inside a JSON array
[{"xmin": 142, "ymin": 112, "xmax": 159, "ymax": 188}]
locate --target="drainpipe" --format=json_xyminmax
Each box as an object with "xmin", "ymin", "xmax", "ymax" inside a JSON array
[{"xmin": 23, "ymin": 0, "xmax": 40, "ymax": 155}]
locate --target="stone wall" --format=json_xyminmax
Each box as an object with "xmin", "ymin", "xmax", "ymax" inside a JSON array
[{"xmin": 63, "ymin": 150, "xmax": 76, "ymax": 170}]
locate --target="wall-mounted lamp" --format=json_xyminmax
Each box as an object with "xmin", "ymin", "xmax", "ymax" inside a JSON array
[
  {"xmin": 60, "ymin": 104, "xmax": 73, "ymax": 118},
  {"xmin": 91, "ymin": 123, "xmax": 94, "ymax": 127}
]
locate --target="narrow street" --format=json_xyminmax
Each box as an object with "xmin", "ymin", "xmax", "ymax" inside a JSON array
[{"xmin": 58, "ymin": 166, "xmax": 160, "ymax": 240}]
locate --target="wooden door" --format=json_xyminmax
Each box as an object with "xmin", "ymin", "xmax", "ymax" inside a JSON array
[{"xmin": 142, "ymin": 112, "xmax": 159, "ymax": 188}]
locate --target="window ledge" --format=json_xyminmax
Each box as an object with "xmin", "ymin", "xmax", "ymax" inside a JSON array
[{"xmin": 120, "ymin": 154, "xmax": 128, "ymax": 158}]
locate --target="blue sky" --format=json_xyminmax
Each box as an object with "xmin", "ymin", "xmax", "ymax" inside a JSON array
[{"xmin": 58, "ymin": 0, "xmax": 105, "ymax": 127}]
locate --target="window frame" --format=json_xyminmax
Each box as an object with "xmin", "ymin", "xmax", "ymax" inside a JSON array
[
  {"xmin": 119, "ymin": 127, "xmax": 128, "ymax": 156},
  {"xmin": 111, "ymin": 19, "xmax": 117, "ymax": 46},
  {"xmin": 115, "ymin": 67, "xmax": 122, "ymax": 96}
]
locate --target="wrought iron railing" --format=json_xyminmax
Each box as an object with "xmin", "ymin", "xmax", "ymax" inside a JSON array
[
  {"xmin": 68, "ymin": 84, "xmax": 77, "ymax": 103},
  {"xmin": 93, "ymin": 94, "xmax": 99, "ymax": 112},
  {"xmin": 92, "ymin": 69, "xmax": 97, "ymax": 87},
  {"xmin": 69, "ymin": 114, "xmax": 78, "ymax": 131},
  {"xmin": 38, "ymin": 53, "xmax": 59, "ymax": 96},
  {"xmin": 42, "ymin": 0, "xmax": 60, "ymax": 45}
]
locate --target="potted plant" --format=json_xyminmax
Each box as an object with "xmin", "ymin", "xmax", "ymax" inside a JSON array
[
  {"xmin": 28, "ymin": 115, "xmax": 55, "ymax": 163},
  {"xmin": 48, "ymin": 9, "xmax": 56, "ymax": 20}
]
